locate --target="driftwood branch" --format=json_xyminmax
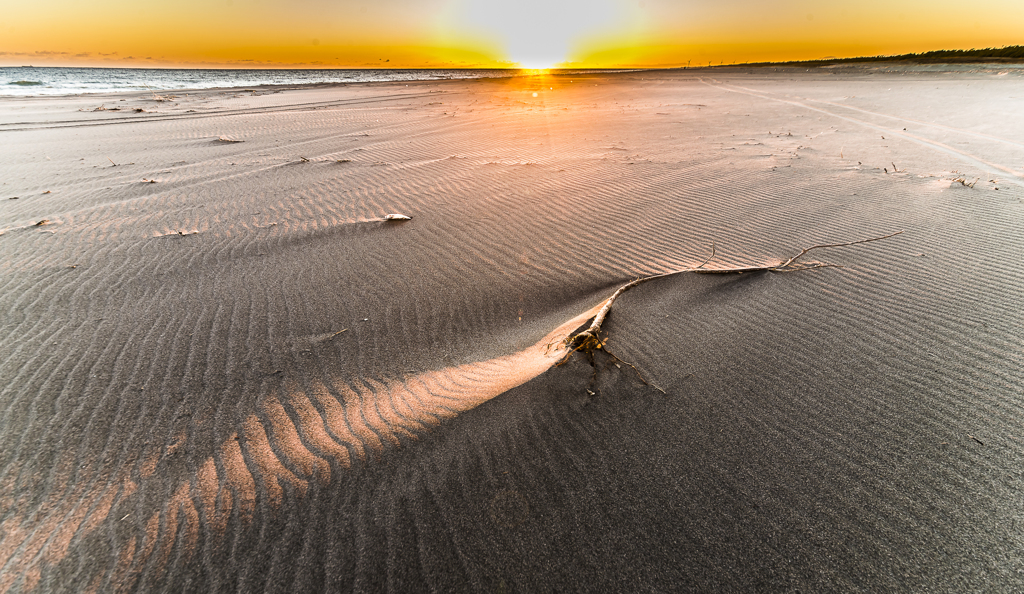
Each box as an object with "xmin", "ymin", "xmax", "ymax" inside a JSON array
[{"xmin": 563, "ymin": 230, "xmax": 904, "ymax": 357}]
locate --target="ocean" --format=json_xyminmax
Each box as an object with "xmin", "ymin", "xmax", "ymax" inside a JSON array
[{"xmin": 0, "ymin": 66, "xmax": 615, "ymax": 96}]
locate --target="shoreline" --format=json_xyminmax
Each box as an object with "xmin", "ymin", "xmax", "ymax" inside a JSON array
[
  {"xmin": 0, "ymin": 66, "xmax": 647, "ymax": 99},
  {"xmin": 8, "ymin": 57, "xmax": 1024, "ymax": 100}
]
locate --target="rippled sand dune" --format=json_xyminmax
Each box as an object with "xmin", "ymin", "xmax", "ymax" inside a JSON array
[{"xmin": 1, "ymin": 67, "xmax": 1023, "ymax": 592}]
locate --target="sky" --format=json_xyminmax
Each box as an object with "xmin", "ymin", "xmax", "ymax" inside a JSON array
[{"xmin": 1, "ymin": 0, "xmax": 1021, "ymax": 69}]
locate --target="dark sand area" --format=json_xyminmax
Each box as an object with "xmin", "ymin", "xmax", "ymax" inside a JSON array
[{"xmin": 1, "ymin": 65, "xmax": 1023, "ymax": 591}]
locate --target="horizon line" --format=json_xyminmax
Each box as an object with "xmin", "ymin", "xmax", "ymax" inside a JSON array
[{"xmin": 2, "ymin": 45, "xmax": 1022, "ymax": 71}]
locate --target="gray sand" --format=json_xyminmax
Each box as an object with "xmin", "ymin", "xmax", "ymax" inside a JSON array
[{"xmin": 1, "ymin": 66, "xmax": 1022, "ymax": 591}]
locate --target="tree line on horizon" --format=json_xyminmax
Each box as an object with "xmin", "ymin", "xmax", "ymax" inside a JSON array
[{"xmin": 743, "ymin": 45, "xmax": 1024, "ymax": 67}]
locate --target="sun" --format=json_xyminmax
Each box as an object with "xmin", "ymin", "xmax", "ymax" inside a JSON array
[{"xmin": 461, "ymin": 0, "xmax": 616, "ymax": 68}]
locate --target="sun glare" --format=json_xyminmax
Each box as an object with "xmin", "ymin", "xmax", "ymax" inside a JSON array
[{"xmin": 461, "ymin": 0, "xmax": 617, "ymax": 68}]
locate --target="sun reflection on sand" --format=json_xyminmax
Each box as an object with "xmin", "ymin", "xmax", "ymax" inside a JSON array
[{"xmin": 0, "ymin": 299, "xmax": 607, "ymax": 592}]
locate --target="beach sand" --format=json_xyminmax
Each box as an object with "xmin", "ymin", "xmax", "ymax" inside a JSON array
[{"xmin": 1, "ymin": 66, "xmax": 1023, "ymax": 591}]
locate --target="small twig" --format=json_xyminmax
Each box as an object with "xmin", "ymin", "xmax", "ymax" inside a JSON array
[
  {"xmin": 568, "ymin": 242, "xmax": 719, "ymax": 351},
  {"xmin": 330, "ymin": 328, "xmax": 349, "ymax": 338},
  {"xmin": 606, "ymin": 347, "xmax": 651, "ymax": 386},
  {"xmin": 769, "ymin": 263, "xmax": 844, "ymax": 273},
  {"xmin": 774, "ymin": 230, "xmax": 904, "ymax": 270},
  {"xmin": 695, "ymin": 241, "xmax": 716, "ymax": 269},
  {"xmin": 556, "ymin": 231, "xmax": 904, "ymax": 395},
  {"xmin": 107, "ymin": 157, "xmax": 117, "ymax": 167},
  {"xmin": 564, "ymin": 230, "xmax": 904, "ymax": 354}
]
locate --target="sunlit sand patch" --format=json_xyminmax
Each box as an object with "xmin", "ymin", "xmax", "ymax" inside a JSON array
[{"xmin": 0, "ymin": 300, "xmax": 605, "ymax": 591}]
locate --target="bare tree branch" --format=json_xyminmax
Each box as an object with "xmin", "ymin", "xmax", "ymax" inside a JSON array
[{"xmin": 563, "ymin": 230, "xmax": 904, "ymax": 357}]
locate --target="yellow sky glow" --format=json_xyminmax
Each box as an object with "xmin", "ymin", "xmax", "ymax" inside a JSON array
[{"xmin": 1, "ymin": 0, "xmax": 1021, "ymax": 68}]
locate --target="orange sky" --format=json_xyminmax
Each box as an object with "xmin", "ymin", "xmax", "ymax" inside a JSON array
[{"xmin": 1, "ymin": 0, "xmax": 1021, "ymax": 68}]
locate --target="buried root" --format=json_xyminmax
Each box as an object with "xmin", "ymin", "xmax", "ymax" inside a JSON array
[
  {"xmin": 559, "ymin": 230, "xmax": 904, "ymax": 393},
  {"xmin": 559, "ymin": 330, "xmax": 665, "ymax": 396}
]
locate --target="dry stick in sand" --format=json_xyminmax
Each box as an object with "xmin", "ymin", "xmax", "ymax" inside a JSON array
[{"xmin": 560, "ymin": 230, "xmax": 905, "ymax": 388}]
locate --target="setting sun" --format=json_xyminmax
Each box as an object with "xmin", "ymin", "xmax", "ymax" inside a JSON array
[{"xmin": 457, "ymin": 0, "xmax": 617, "ymax": 68}]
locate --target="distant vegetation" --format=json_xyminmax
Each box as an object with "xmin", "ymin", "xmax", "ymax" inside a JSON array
[{"xmin": 742, "ymin": 46, "xmax": 1024, "ymax": 67}]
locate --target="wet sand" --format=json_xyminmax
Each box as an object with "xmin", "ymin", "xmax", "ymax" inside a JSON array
[{"xmin": 1, "ymin": 66, "xmax": 1023, "ymax": 591}]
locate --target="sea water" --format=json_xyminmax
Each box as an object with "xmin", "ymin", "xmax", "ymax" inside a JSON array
[{"xmin": 0, "ymin": 67, "xmax": 612, "ymax": 96}]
